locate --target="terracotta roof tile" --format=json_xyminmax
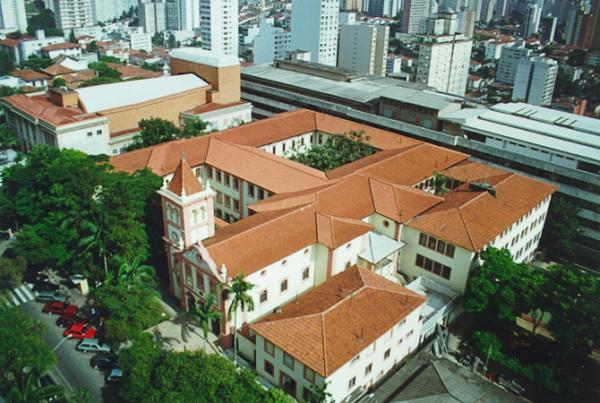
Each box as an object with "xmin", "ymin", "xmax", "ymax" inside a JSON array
[
  {"xmin": 167, "ymin": 157, "xmax": 203, "ymax": 196},
  {"xmin": 316, "ymin": 213, "xmax": 373, "ymax": 249},
  {"xmin": 0, "ymin": 38, "xmax": 20, "ymax": 47},
  {"xmin": 42, "ymin": 42, "xmax": 80, "ymax": 52},
  {"xmin": 440, "ymin": 160, "xmax": 507, "ymax": 184},
  {"xmin": 185, "ymin": 101, "xmax": 247, "ymax": 114},
  {"xmin": 43, "ymin": 64, "xmax": 75, "ymax": 76},
  {"xmin": 11, "ymin": 69, "xmax": 50, "ymax": 81},
  {"xmin": 250, "ymin": 266, "xmax": 426, "ymax": 376},
  {"xmin": 105, "ymin": 63, "xmax": 162, "ymax": 79}
]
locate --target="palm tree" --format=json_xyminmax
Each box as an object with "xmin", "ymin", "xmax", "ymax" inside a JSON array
[
  {"xmin": 227, "ymin": 273, "xmax": 254, "ymax": 366},
  {"xmin": 78, "ymin": 217, "xmax": 108, "ymax": 276},
  {"xmin": 6, "ymin": 371, "xmax": 65, "ymax": 403},
  {"xmin": 193, "ymin": 293, "xmax": 222, "ymax": 346},
  {"xmin": 113, "ymin": 255, "xmax": 156, "ymax": 290}
]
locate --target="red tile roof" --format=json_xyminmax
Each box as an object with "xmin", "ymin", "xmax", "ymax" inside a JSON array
[
  {"xmin": 0, "ymin": 38, "xmax": 20, "ymax": 47},
  {"xmin": 250, "ymin": 266, "xmax": 426, "ymax": 377},
  {"xmin": 11, "ymin": 69, "xmax": 50, "ymax": 82},
  {"xmin": 42, "ymin": 42, "xmax": 80, "ymax": 52},
  {"xmin": 168, "ymin": 157, "xmax": 203, "ymax": 196}
]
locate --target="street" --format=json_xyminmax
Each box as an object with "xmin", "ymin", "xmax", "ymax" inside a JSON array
[{"xmin": 19, "ymin": 300, "xmax": 120, "ymax": 403}]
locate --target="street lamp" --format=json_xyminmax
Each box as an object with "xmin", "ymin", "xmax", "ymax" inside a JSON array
[{"xmin": 52, "ymin": 335, "xmax": 72, "ymax": 352}]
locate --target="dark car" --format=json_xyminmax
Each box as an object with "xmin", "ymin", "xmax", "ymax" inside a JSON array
[
  {"xmin": 104, "ymin": 368, "xmax": 122, "ymax": 384},
  {"xmin": 32, "ymin": 281, "xmax": 59, "ymax": 292},
  {"xmin": 56, "ymin": 314, "xmax": 87, "ymax": 328},
  {"xmin": 90, "ymin": 352, "xmax": 118, "ymax": 370},
  {"xmin": 37, "ymin": 374, "xmax": 63, "ymax": 402},
  {"xmin": 42, "ymin": 301, "xmax": 77, "ymax": 315}
]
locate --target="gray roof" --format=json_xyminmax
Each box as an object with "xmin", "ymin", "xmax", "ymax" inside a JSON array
[
  {"xmin": 242, "ymin": 63, "xmax": 456, "ymax": 110},
  {"xmin": 358, "ymin": 231, "xmax": 405, "ymax": 264}
]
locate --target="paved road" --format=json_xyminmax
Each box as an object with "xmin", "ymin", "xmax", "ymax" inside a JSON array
[{"xmin": 20, "ymin": 299, "xmax": 120, "ymax": 403}]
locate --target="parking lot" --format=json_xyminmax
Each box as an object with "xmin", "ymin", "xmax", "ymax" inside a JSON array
[{"xmin": 19, "ymin": 290, "xmax": 120, "ymax": 402}]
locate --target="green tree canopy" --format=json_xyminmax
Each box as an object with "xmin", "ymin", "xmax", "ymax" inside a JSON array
[
  {"xmin": 125, "ymin": 117, "xmax": 210, "ymax": 151},
  {"xmin": 288, "ymin": 131, "xmax": 374, "ymax": 171},
  {"xmin": 119, "ymin": 335, "xmax": 293, "ymax": 403},
  {"xmin": 89, "ymin": 61, "xmax": 122, "ymax": 79},
  {"xmin": 20, "ymin": 56, "xmax": 52, "ymax": 70},
  {"xmin": 0, "ymin": 50, "xmax": 15, "ymax": 76},
  {"xmin": 0, "ymin": 256, "xmax": 26, "ymax": 295},
  {"xmin": 180, "ymin": 117, "xmax": 208, "ymax": 138},
  {"xmin": 465, "ymin": 247, "xmax": 541, "ymax": 323},
  {"xmin": 540, "ymin": 195, "xmax": 581, "ymax": 262},
  {"xmin": 51, "ymin": 77, "xmax": 66, "ymax": 88},
  {"xmin": 79, "ymin": 76, "xmax": 122, "ymax": 87}
]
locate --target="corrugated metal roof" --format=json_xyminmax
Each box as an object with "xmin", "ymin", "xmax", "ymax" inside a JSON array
[{"xmin": 76, "ymin": 74, "xmax": 208, "ymax": 113}]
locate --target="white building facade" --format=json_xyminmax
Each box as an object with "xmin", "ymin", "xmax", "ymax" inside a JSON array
[
  {"xmin": 129, "ymin": 32, "xmax": 152, "ymax": 52},
  {"xmin": 0, "ymin": 0, "xmax": 27, "ymax": 33},
  {"xmin": 199, "ymin": 0, "xmax": 239, "ymax": 56},
  {"xmin": 139, "ymin": 0, "xmax": 166, "ymax": 35},
  {"xmin": 338, "ymin": 23, "xmax": 389, "ymax": 77},
  {"xmin": 512, "ymin": 56, "xmax": 558, "ymax": 106},
  {"xmin": 252, "ymin": 20, "xmax": 291, "ymax": 64},
  {"xmin": 401, "ymin": 0, "xmax": 431, "ymax": 34},
  {"xmin": 290, "ymin": 0, "xmax": 339, "ymax": 66},
  {"xmin": 53, "ymin": 0, "xmax": 94, "ymax": 30},
  {"xmin": 496, "ymin": 42, "xmax": 532, "ymax": 84}
]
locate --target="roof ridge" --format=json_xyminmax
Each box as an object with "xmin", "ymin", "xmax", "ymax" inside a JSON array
[
  {"xmin": 458, "ymin": 172, "xmax": 515, "ymax": 210},
  {"xmin": 457, "ymin": 208, "xmax": 477, "ymax": 250},
  {"xmin": 320, "ymin": 313, "xmax": 328, "ymax": 376}
]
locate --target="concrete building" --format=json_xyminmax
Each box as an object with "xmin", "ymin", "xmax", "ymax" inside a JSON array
[
  {"xmin": 165, "ymin": 0, "xmax": 180, "ymax": 30},
  {"xmin": 456, "ymin": 9, "xmax": 476, "ymax": 37},
  {"xmin": 253, "ymin": 20, "xmax": 291, "ymax": 64},
  {"xmin": 340, "ymin": 0, "xmax": 364, "ymax": 12},
  {"xmin": 493, "ymin": 0, "xmax": 508, "ymax": 17},
  {"xmin": 18, "ymin": 30, "xmax": 65, "ymax": 62},
  {"xmin": 139, "ymin": 0, "xmax": 166, "ymax": 35},
  {"xmin": 178, "ymin": 0, "xmax": 200, "ymax": 31},
  {"xmin": 91, "ymin": 0, "xmax": 137, "ymax": 23},
  {"xmin": 41, "ymin": 42, "xmax": 82, "ymax": 59},
  {"xmin": 523, "ymin": 2, "xmax": 542, "ymax": 38},
  {"xmin": 496, "ymin": 41, "xmax": 532, "ymax": 84},
  {"xmin": 291, "ymin": 0, "xmax": 339, "ymax": 66},
  {"xmin": 402, "ymin": 0, "xmax": 431, "ymax": 34},
  {"xmin": 130, "ymin": 32, "xmax": 152, "ymax": 52},
  {"xmin": 0, "ymin": 0, "xmax": 27, "ymax": 33},
  {"xmin": 512, "ymin": 56, "xmax": 558, "ymax": 106},
  {"xmin": 416, "ymin": 14, "xmax": 472, "ymax": 96},
  {"xmin": 199, "ymin": 0, "xmax": 239, "ymax": 57},
  {"xmin": 367, "ymin": 0, "xmax": 402, "ymax": 17},
  {"xmin": 338, "ymin": 23, "xmax": 389, "ymax": 77},
  {"xmin": 539, "ymin": 14, "xmax": 557, "ymax": 43},
  {"xmin": 53, "ymin": 0, "xmax": 94, "ymax": 30},
  {"xmin": 386, "ymin": 55, "xmax": 402, "ymax": 75},
  {"xmin": 484, "ymin": 38, "xmax": 514, "ymax": 61},
  {"xmin": 480, "ymin": 0, "xmax": 496, "ymax": 22}
]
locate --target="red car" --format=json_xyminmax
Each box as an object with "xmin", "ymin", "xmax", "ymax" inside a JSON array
[
  {"xmin": 63, "ymin": 323, "xmax": 96, "ymax": 340},
  {"xmin": 42, "ymin": 302, "xmax": 78, "ymax": 316}
]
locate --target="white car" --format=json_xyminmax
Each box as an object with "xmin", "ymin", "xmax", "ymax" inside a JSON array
[{"xmin": 76, "ymin": 338, "xmax": 111, "ymax": 353}]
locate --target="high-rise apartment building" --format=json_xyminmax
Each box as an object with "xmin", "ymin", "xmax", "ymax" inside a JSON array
[
  {"xmin": 480, "ymin": 0, "xmax": 496, "ymax": 22},
  {"xmin": 53, "ymin": 0, "xmax": 94, "ymax": 30},
  {"xmin": 539, "ymin": 14, "xmax": 557, "ymax": 43},
  {"xmin": 200, "ymin": 0, "xmax": 239, "ymax": 56},
  {"xmin": 584, "ymin": 0, "xmax": 600, "ymax": 49},
  {"xmin": 0, "ymin": 0, "xmax": 27, "ymax": 33},
  {"xmin": 291, "ymin": 0, "xmax": 339, "ymax": 66},
  {"xmin": 253, "ymin": 20, "xmax": 291, "ymax": 64},
  {"xmin": 177, "ymin": 0, "xmax": 200, "ymax": 31},
  {"xmin": 456, "ymin": 9, "xmax": 476, "ymax": 37},
  {"xmin": 523, "ymin": 1, "xmax": 542, "ymax": 38},
  {"xmin": 340, "ymin": 0, "xmax": 364, "ymax": 11},
  {"xmin": 402, "ymin": 0, "xmax": 431, "ymax": 34},
  {"xmin": 367, "ymin": 0, "xmax": 401, "ymax": 17},
  {"xmin": 139, "ymin": 0, "xmax": 166, "ymax": 35},
  {"xmin": 512, "ymin": 56, "xmax": 558, "ymax": 106},
  {"xmin": 493, "ymin": 0, "xmax": 508, "ymax": 17},
  {"xmin": 338, "ymin": 23, "xmax": 389, "ymax": 76},
  {"xmin": 496, "ymin": 41, "xmax": 532, "ymax": 84},
  {"xmin": 416, "ymin": 13, "xmax": 472, "ymax": 95},
  {"xmin": 166, "ymin": 0, "xmax": 180, "ymax": 30},
  {"xmin": 91, "ymin": 0, "xmax": 137, "ymax": 23}
]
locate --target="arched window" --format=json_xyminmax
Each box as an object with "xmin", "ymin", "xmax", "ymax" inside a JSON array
[
  {"xmin": 199, "ymin": 206, "xmax": 206, "ymax": 222},
  {"xmin": 192, "ymin": 209, "xmax": 199, "ymax": 224}
]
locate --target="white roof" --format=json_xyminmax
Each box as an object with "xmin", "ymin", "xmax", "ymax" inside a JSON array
[
  {"xmin": 358, "ymin": 231, "xmax": 405, "ymax": 264},
  {"xmin": 76, "ymin": 74, "xmax": 208, "ymax": 113},
  {"xmin": 169, "ymin": 47, "xmax": 239, "ymax": 68}
]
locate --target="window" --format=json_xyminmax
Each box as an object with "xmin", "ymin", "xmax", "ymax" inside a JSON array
[
  {"xmin": 224, "ymin": 174, "xmax": 230, "ymax": 187},
  {"xmin": 303, "ymin": 387, "xmax": 312, "ymax": 401},
  {"xmin": 264, "ymin": 340, "xmax": 275, "ymax": 356},
  {"xmin": 258, "ymin": 188, "xmax": 265, "ymax": 200},
  {"xmin": 207, "ymin": 166, "xmax": 213, "ymax": 179},
  {"xmin": 280, "ymin": 279, "xmax": 288, "ymax": 292},
  {"xmin": 96, "ymin": 129, "xmax": 102, "ymax": 135},
  {"xmin": 345, "ymin": 261, "xmax": 351, "ymax": 269},
  {"xmin": 302, "ymin": 267, "xmax": 310, "ymax": 280},
  {"xmin": 260, "ymin": 290, "xmax": 268, "ymax": 303},
  {"xmin": 436, "ymin": 240, "xmax": 446, "ymax": 253},
  {"xmin": 224, "ymin": 195, "xmax": 231, "ymax": 208},
  {"xmin": 304, "ymin": 366, "xmax": 315, "ymax": 383},
  {"xmin": 415, "ymin": 254, "xmax": 424, "ymax": 267},
  {"xmin": 233, "ymin": 178, "xmax": 239, "ymax": 190},
  {"xmin": 264, "ymin": 360, "xmax": 274, "ymax": 376},
  {"xmin": 348, "ymin": 377, "xmax": 356, "ymax": 389},
  {"xmin": 445, "ymin": 244, "xmax": 455, "ymax": 258},
  {"xmin": 383, "ymin": 220, "xmax": 390, "ymax": 228},
  {"xmin": 283, "ymin": 352, "xmax": 295, "ymax": 369},
  {"xmin": 87, "ymin": 132, "xmax": 92, "ymax": 137},
  {"xmin": 418, "ymin": 233, "xmax": 427, "ymax": 246},
  {"xmin": 233, "ymin": 199, "xmax": 240, "ymax": 211},
  {"xmin": 280, "ymin": 372, "xmax": 296, "ymax": 397},
  {"xmin": 365, "ymin": 363, "xmax": 372, "ymax": 375},
  {"xmin": 216, "ymin": 170, "xmax": 222, "ymax": 183},
  {"xmin": 384, "ymin": 349, "xmax": 391, "ymax": 359},
  {"xmin": 427, "ymin": 236, "xmax": 437, "ymax": 249},
  {"xmin": 248, "ymin": 185, "xmax": 255, "ymax": 198}
]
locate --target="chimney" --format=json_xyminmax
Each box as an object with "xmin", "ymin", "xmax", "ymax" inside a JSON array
[{"xmin": 48, "ymin": 87, "xmax": 79, "ymax": 108}]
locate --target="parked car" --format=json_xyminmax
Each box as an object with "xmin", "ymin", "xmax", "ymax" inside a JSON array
[
  {"xmin": 76, "ymin": 338, "xmax": 111, "ymax": 353},
  {"xmin": 37, "ymin": 374, "xmax": 63, "ymax": 402},
  {"xmin": 32, "ymin": 281, "xmax": 59, "ymax": 293},
  {"xmin": 90, "ymin": 352, "xmax": 118, "ymax": 370},
  {"xmin": 56, "ymin": 314, "xmax": 87, "ymax": 328},
  {"xmin": 105, "ymin": 368, "xmax": 123, "ymax": 384},
  {"xmin": 42, "ymin": 301, "xmax": 77, "ymax": 315},
  {"xmin": 63, "ymin": 323, "xmax": 96, "ymax": 340},
  {"xmin": 36, "ymin": 291, "xmax": 66, "ymax": 303}
]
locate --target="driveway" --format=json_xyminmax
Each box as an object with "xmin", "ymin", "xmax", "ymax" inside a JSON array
[{"xmin": 19, "ymin": 299, "xmax": 120, "ymax": 402}]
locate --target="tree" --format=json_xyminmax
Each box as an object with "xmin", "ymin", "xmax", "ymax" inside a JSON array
[
  {"xmin": 69, "ymin": 29, "xmax": 76, "ymax": 43},
  {"xmin": 92, "ymin": 284, "xmax": 165, "ymax": 343},
  {"xmin": 88, "ymin": 41, "xmax": 98, "ymax": 51},
  {"xmin": 432, "ymin": 172, "xmax": 449, "ymax": 196},
  {"xmin": 99, "ymin": 55, "xmax": 122, "ymax": 64},
  {"xmin": 227, "ymin": 273, "xmax": 255, "ymax": 366},
  {"xmin": 0, "ymin": 85, "xmax": 17, "ymax": 97},
  {"xmin": 288, "ymin": 131, "xmax": 374, "ymax": 171},
  {"xmin": 0, "ymin": 50, "xmax": 15, "ymax": 76},
  {"xmin": 151, "ymin": 32, "xmax": 163, "ymax": 46},
  {"xmin": 141, "ymin": 62, "xmax": 159, "ymax": 71},
  {"xmin": 540, "ymin": 195, "xmax": 581, "ymax": 262},
  {"xmin": 193, "ymin": 293, "xmax": 222, "ymax": 343},
  {"xmin": 0, "ymin": 306, "xmax": 57, "ymax": 398},
  {"xmin": 20, "ymin": 56, "xmax": 52, "ymax": 70},
  {"xmin": 567, "ymin": 49, "xmax": 586, "ymax": 67},
  {"xmin": 5, "ymin": 372, "xmax": 64, "ymax": 403},
  {"xmin": 51, "ymin": 77, "xmax": 66, "ymax": 88},
  {"xmin": 79, "ymin": 76, "xmax": 121, "ymax": 87},
  {"xmin": 465, "ymin": 247, "xmax": 539, "ymax": 323},
  {"xmin": 0, "ymin": 123, "xmax": 18, "ymax": 151},
  {"xmin": 126, "ymin": 117, "xmax": 181, "ymax": 150},
  {"xmin": 0, "ymin": 256, "xmax": 26, "ymax": 295},
  {"xmin": 112, "ymin": 255, "xmax": 156, "ymax": 290},
  {"xmin": 26, "ymin": 8, "xmax": 57, "ymax": 36},
  {"xmin": 306, "ymin": 382, "xmax": 332, "ymax": 403},
  {"xmin": 89, "ymin": 62, "xmax": 122, "ymax": 79},
  {"xmin": 180, "ymin": 117, "xmax": 208, "ymax": 138},
  {"xmin": 542, "ymin": 264, "xmax": 600, "ymax": 355},
  {"xmin": 119, "ymin": 335, "xmax": 292, "ymax": 403}
]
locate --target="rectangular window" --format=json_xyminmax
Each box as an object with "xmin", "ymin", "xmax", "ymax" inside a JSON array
[
  {"xmin": 207, "ymin": 166, "xmax": 213, "ymax": 179},
  {"xmin": 224, "ymin": 195, "xmax": 231, "ymax": 208},
  {"xmin": 248, "ymin": 184, "xmax": 255, "ymax": 198},
  {"xmin": 96, "ymin": 129, "xmax": 102, "ymax": 135},
  {"xmin": 264, "ymin": 360, "xmax": 274, "ymax": 376},
  {"xmin": 233, "ymin": 178, "xmax": 239, "ymax": 190},
  {"xmin": 264, "ymin": 340, "xmax": 275, "ymax": 356},
  {"xmin": 302, "ymin": 267, "xmax": 310, "ymax": 280},
  {"xmin": 445, "ymin": 244, "xmax": 455, "ymax": 258},
  {"xmin": 233, "ymin": 199, "xmax": 240, "ymax": 211},
  {"xmin": 384, "ymin": 349, "xmax": 391, "ymax": 359},
  {"xmin": 216, "ymin": 192, "xmax": 223, "ymax": 204},
  {"xmin": 348, "ymin": 377, "xmax": 356, "ymax": 389},
  {"xmin": 216, "ymin": 170, "xmax": 222, "ymax": 183},
  {"xmin": 427, "ymin": 236, "xmax": 437, "ymax": 250},
  {"xmin": 224, "ymin": 174, "xmax": 230, "ymax": 187},
  {"xmin": 260, "ymin": 290, "xmax": 268, "ymax": 303},
  {"xmin": 258, "ymin": 188, "xmax": 265, "ymax": 200},
  {"xmin": 365, "ymin": 363, "xmax": 372, "ymax": 375},
  {"xmin": 418, "ymin": 233, "xmax": 427, "ymax": 246},
  {"xmin": 87, "ymin": 132, "xmax": 92, "ymax": 137},
  {"xmin": 415, "ymin": 254, "xmax": 424, "ymax": 268},
  {"xmin": 280, "ymin": 279, "xmax": 288, "ymax": 292},
  {"xmin": 304, "ymin": 366, "xmax": 315, "ymax": 383},
  {"xmin": 303, "ymin": 388, "xmax": 311, "ymax": 401},
  {"xmin": 442, "ymin": 266, "xmax": 451, "ymax": 280},
  {"xmin": 433, "ymin": 261, "xmax": 442, "ymax": 275},
  {"xmin": 283, "ymin": 352, "xmax": 295, "ymax": 369},
  {"xmin": 424, "ymin": 258, "xmax": 433, "ymax": 271},
  {"xmin": 436, "ymin": 240, "xmax": 446, "ymax": 253}
]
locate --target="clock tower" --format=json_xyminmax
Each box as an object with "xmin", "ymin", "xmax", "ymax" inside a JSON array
[{"xmin": 158, "ymin": 156, "xmax": 215, "ymax": 299}]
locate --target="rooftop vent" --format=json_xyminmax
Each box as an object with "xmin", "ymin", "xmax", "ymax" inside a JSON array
[{"xmin": 468, "ymin": 182, "xmax": 496, "ymax": 197}]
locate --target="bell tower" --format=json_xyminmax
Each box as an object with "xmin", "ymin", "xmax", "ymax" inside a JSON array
[{"xmin": 158, "ymin": 157, "xmax": 215, "ymax": 298}]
